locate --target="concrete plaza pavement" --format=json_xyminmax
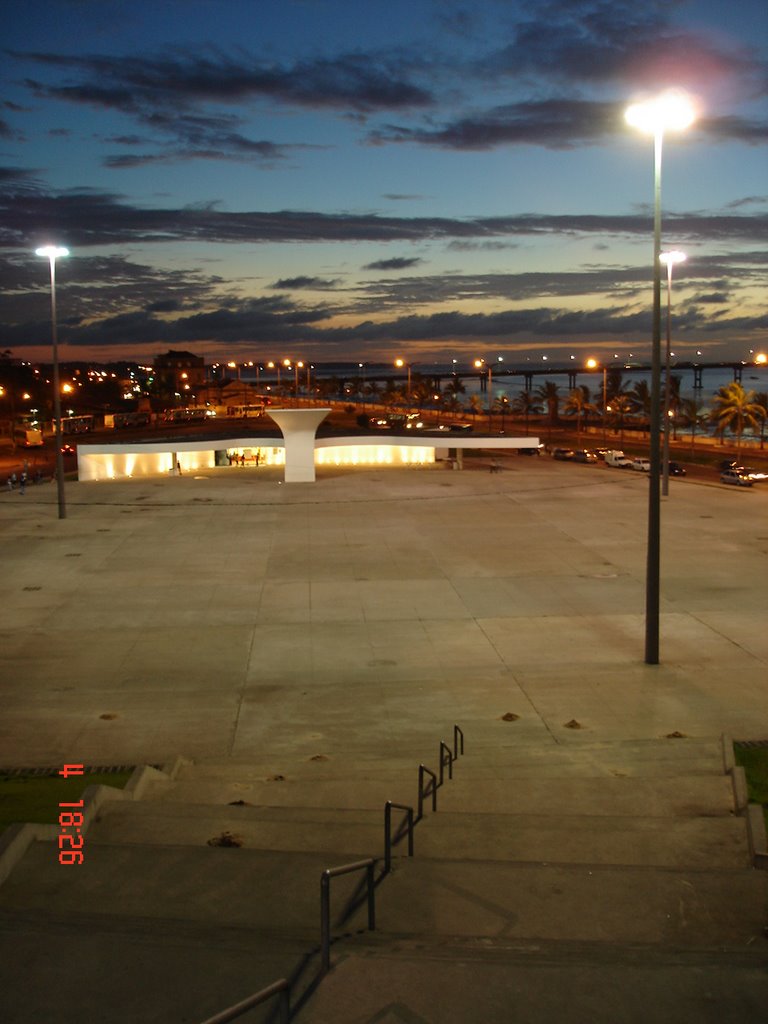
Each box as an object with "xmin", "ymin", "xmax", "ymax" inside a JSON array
[
  {"xmin": 0, "ymin": 453, "xmax": 767, "ymax": 772},
  {"xmin": 1, "ymin": 454, "xmax": 767, "ymax": 1024}
]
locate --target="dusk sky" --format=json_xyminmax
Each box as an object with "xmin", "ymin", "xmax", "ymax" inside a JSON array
[{"xmin": 1, "ymin": 0, "xmax": 766, "ymax": 368}]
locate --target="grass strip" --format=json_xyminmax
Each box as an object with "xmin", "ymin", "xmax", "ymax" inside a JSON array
[
  {"xmin": 0, "ymin": 771, "xmax": 133, "ymax": 829},
  {"xmin": 734, "ymin": 746, "xmax": 768, "ymax": 833}
]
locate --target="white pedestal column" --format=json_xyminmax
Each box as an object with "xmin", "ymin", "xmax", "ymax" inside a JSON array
[{"xmin": 268, "ymin": 408, "xmax": 331, "ymax": 483}]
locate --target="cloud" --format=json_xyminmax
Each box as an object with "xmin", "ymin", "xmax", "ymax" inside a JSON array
[
  {"xmin": 269, "ymin": 276, "xmax": 341, "ymax": 290},
  {"xmin": 362, "ymin": 256, "xmax": 424, "ymax": 271},
  {"xmin": 20, "ymin": 47, "xmax": 433, "ymax": 114},
  {"xmin": 371, "ymin": 98, "xmax": 621, "ymax": 150},
  {"xmin": 1, "ymin": 171, "xmax": 765, "ymax": 250}
]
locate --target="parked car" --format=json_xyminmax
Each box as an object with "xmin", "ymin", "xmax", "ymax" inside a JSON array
[
  {"xmin": 573, "ymin": 449, "xmax": 598, "ymax": 463},
  {"xmin": 517, "ymin": 445, "xmax": 544, "ymax": 456},
  {"xmin": 632, "ymin": 457, "xmax": 651, "ymax": 472},
  {"xmin": 720, "ymin": 469, "xmax": 753, "ymax": 487},
  {"xmin": 605, "ymin": 450, "xmax": 633, "ymax": 469},
  {"xmin": 552, "ymin": 448, "xmax": 574, "ymax": 460},
  {"xmin": 668, "ymin": 461, "xmax": 686, "ymax": 476}
]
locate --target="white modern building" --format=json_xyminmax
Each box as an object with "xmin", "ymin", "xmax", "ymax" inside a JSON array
[{"xmin": 76, "ymin": 408, "xmax": 541, "ymax": 484}]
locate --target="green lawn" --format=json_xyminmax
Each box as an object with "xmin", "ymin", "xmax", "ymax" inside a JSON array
[
  {"xmin": 734, "ymin": 746, "xmax": 768, "ymax": 832},
  {"xmin": 0, "ymin": 771, "xmax": 133, "ymax": 830}
]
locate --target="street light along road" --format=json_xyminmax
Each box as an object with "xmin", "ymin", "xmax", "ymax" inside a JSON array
[
  {"xmin": 35, "ymin": 245, "xmax": 69, "ymax": 520},
  {"xmin": 625, "ymin": 90, "xmax": 695, "ymax": 666}
]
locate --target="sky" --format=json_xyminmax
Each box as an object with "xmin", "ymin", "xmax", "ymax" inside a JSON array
[{"xmin": 0, "ymin": 0, "xmax": 766, "ymax": 368}]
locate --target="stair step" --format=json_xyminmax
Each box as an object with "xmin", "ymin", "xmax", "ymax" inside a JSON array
[
  {"xmin": 90, "ymin": 801, "xmax": 386, "ymax": 854},
  {"xmin": 0, "ymin": 910, "xmax": 307, "ymax": 1024},
  {"xmin": 436, "ymin": 774, "xmax": 736, "ymax": 817},
  {"xmin": 0, "ymin": 842, "xmax": 374, "ymax": 935},
  {"xmin": 375, "ymin": 858, "xmax": 767, "ymax": 948},
  {"xmin": 414, "ymin": 811, "xmax": 749, "ymax": 868},
  {"xmin": 297, "ymin": 940, "xmax": 768, "ymax": 1024}
]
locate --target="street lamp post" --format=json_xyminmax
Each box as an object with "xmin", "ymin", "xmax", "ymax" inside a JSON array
[
  {"xmin": 585, "ymin": 358, "xmax": 608, "ymax": 442},
  {"xmin": 394, "ymin": 358, "xmax": 411, "ymax": 410},
  {"xmin": 36, "ymin": 245, "xmax": 69, "ymax": 520},
  {"xmin": 626, "ymin": 92, "xmax": 695, "ymax": 665},
  {"xmin": 660, "ymin": 250, "xmax": 686, "ymax": 497}
]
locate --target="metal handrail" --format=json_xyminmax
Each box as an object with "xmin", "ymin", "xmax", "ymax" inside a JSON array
[
  {"xmin": 439, "ymin": 740, "xmax": 453, "ymax": 785},
  {"xmin": 198, "ymin": 978, "xmax": 289, "ymax": 1024},
  {"xmin": 418, "ymin": 763, "xmax": 437, "ymax": 820},
  {"xmin": 453, "ymin": 724, "xmax": 464, "ymax": 758},
  {"xmin": 384, "ymin": 801, "xmax": 414, "ymax": 873},
  {"xmin": 320, "ymin": 858, "xmax": 376, "ymax": 975}
]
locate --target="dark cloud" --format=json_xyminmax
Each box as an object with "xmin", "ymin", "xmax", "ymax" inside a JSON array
[
  {"xmin": 1, "ymin": 170, "xmax": 765, "ymax": 250},
  {"xmin": 19, "ymin": 47, "xmax": 432, "ymax": 114},
  {"xmin": 269, "ymin": 276, "xmax": 341, "ymax": 290},
  {"xmin": 482, "ymin": 0, "xmax": 762, "ymax": 98},
  {"xmin": 362, "ymin": 257, "xmax": 423, "ymax": 271},
  {"xmin": 372, "ymin": 98, "xmax": 621, "ymax": 150},
  {"xmin": 374, "ymin": 98, "xmax": 768, "ymax": 152}
]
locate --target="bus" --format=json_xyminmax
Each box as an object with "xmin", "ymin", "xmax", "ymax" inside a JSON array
[
  {"xmin": 163, "ymin": 407, "xmax": 215, "ymax": 423},
  {"xmin": 104, "ymin": 411, "xmax": 150, "ymax": 429},
  {"xmin": 61, "ymin": 414, "xmax": 94, "ymax": 434},
  {"xmin": 228, "ymin": 403, "xmax": 266, "ymax": 418},
  {"xmin": 13, "ymin": 423, "xmax": 44, "ymax": 447}
]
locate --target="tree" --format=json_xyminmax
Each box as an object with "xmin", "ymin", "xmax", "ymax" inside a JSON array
[
  {"xmin": 492, "ymin": 394, "xmax": 510, "ymax": 431},
  {"xmin": 679, "ymin": 396, "xmax": 709, "ymax": 450},
  {"xmin": 468, "ymin": 394, "xmax": 484, "ymax": 422},
  {"xmin": 563, "ymin": 385, "xmax": 597, "ymax": 437},
  {"xmin": 511, "ymin": 391, "xmax": 541, "ymax": 436},
  {"xmin": 443, "ymin": 377, "xmax": 466, "ymax": 406},
  {"xmin": 607, "ymin": 393, "xmax": 632, "ymax": 445},
  {"xmin": 627, "ymin": 380, "xmax": 651, "ymax": 435},
  {"xmin": 709, "ymin": 382, "xmax": 764, "ymax": 454},
  {"xmin": 755, "ymin": 392, "xmax": 768, "ymax": 449},
  {"xmin": 534, "ymin": 380, "xmax": 561, "ymax": 426}
]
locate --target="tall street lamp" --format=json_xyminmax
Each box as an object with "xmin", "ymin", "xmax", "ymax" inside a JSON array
[
  {"xmin": 585, "ymin": 358, "xmax": 608, "ymax": 443},
  {"xmin": 625, "ymin": 91, "xmax": 695, "ymax": 664},
  {"xmin": 394, "ymin": 358, "xmax": 411, "ymax": 410},
  {"xmin": 36, "ymin": 245, "xmax": 69, "ymax": 520},
  {"xmin": 660, "ymin": 250, "xmax": 686, "ymax": 497}
]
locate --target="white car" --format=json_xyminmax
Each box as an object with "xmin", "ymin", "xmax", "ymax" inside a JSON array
[{"xmin": 631, "ymin": 458, "xmax": 651, "ymax": 472}]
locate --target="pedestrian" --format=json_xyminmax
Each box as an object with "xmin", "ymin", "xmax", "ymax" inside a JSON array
[
  {"xmin": 10, "ymin": 472, "xmax": 17, "ymax": 489},
  {"xmin": 5, "ymin": 477, "xmax": 11, "ymax": 492},
  {"xmin": 19, "ymin": 472, "xmax": 26, "ymax": 495},
  {"xmin": 255, "ymin": 451, "xmax": 260, "ymax": 467}
]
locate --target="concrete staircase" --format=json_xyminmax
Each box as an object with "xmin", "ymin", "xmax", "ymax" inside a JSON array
[{"xmin": 0, "ymin": 734, "xmax": 765, "ymax": 1023}]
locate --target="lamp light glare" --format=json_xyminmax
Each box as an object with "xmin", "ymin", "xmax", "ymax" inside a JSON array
[
  {"xmin": 660, "ymin": 250, "xmax": 687, "ymax": 267},
  {"xmin": 35, "ymin": 246, "xmax": 69, "ymax": 259},
  {"xmin": 625, "ymin": 91, "xmax": 696, "ymax": 135}
]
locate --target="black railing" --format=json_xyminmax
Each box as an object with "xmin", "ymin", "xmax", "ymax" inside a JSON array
[
  {"xmin": 198, "ymin": 978, "xmax": 289, "ymax": 1024},
  {"xmin": 198, "ymin": 724, "xmax": 465, "ymax": 1020},
  {"xmin": 320, "ymin": 858, "xmax": 376, "ymax": 975},
  {"xmin": 384, "ymin": 801, "xmax": 414, "ymax": 872},
  {"xmin": 418, "ymin": 764, "xmax": 437, "ymax": 820}
]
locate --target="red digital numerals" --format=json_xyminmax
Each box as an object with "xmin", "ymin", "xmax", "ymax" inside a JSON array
[{"xmin": 58, "ymin": 763, "xmax": 85, "ymax": 865}]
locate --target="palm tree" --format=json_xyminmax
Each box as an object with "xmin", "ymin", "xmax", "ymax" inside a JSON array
[
  {"xmin": 443, "ymin": 377, "xmax": 466, "ymax": 408},
  {"xmin": 511, "ymin": 391, "xmax": 541, "ymax": 436},
  {"xmin": 492, "ymin": 394, "xmax": 510, "ymax": 431},
  {"xmin": 468, "ymin": 394, "xmax": 484, "ymax": 422},
  {"xmin": 666, "ymin": 375, "xmax": 682, "ymax": 440},
  {"xmin": 607, "ymin": 393, "xmax": 632, "ymax": 445},
  {"xmin": 627, "ymin": 380, "xmax": 651, "ymax": 435},
  {"xmin": 535, "ymin": 380, "xmax": 561, "ymax": 427},
  {"xmin": 679, "ymin": 396, "xmax": 709, "ymax": 450},
  {"xmin": 709, "ymin": 382, "xmax": 764, "ymax": 454},
  {"xmin": 755, "ymin": 392, "xmax": 768, "ymax": 449},
  {"xmin": 563, "ymin": 385, "xmax": 597, "ymax": 437}
]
